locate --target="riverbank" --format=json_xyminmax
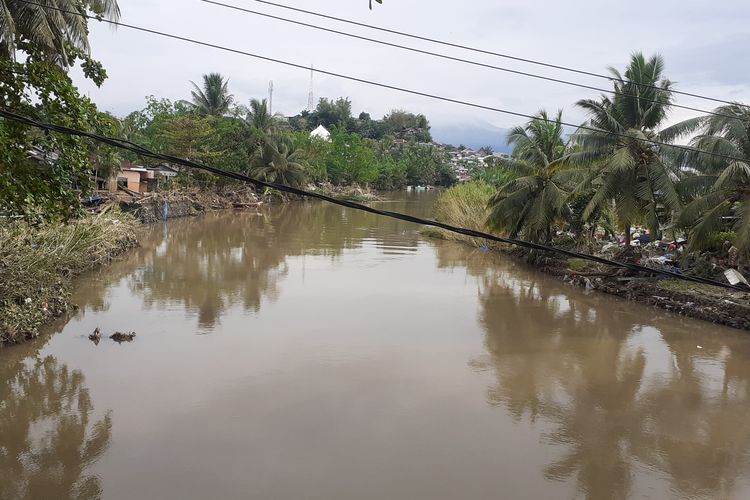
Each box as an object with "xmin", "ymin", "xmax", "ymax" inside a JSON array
[
  {"xmin": 103, "ymin": 183, "xmax": 382, "ymax": 223},
  {"xmin": 0, "ymin": 211, "xmax": 139, "ymax": 346},
  {"xmin": 423, "ymin": 183, "xmax": 750, "ymax": 331},
  {"xmin": 1, "ymin": 183, "xmax": 385, "ymax": 346}
]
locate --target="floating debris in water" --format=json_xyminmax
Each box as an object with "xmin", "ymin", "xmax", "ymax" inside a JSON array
[
  {"xmin": 88, "ymin": 327, "xmax": 102, "ymax": 345},
  {"xmin": 110, "ymin": 331, "xmax": 136, "ymax": 343}
]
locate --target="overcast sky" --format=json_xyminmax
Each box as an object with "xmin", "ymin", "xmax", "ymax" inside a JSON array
[{"xmin": 72, "ymin": 0, "xmax": 750, "ymax": 146}]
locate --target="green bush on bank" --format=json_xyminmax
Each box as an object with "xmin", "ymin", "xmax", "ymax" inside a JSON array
[{"xmin": 0, "ymin": 211, "xmax": 139, "ymax": 345}]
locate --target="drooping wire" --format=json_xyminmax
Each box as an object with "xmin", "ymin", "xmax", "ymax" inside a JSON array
[
  {"xmin": 0, "ymin": 107, "xmax": 746, "ymax": 293},
  {"xmin": 13, "ymin": 1, "xmax": 750, "ymax": 166},
  {"xmin": 201, "ymin": 0, "xmax": 748, "ymax": 124},
  {"xmin": 236, "ymin": 0, "xmax": 750, "ymax": 110}
]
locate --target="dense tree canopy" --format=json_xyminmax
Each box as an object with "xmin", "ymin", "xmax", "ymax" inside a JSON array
[{"xmin": 0, "ymin": 0, "xmax": 120, "ymax": 220}]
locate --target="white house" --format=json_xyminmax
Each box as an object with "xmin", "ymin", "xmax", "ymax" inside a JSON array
[{"xmin": 310, "ymin": 124, "xmax": 331, "ymax": 142}]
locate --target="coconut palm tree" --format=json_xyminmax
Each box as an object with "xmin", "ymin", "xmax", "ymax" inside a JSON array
[
  {"xmin": 569, "ymin": 53, "xmax": 681, "ymax": 245},
  {"xmin": 189, "ymin": 73, "xmax": 234, "ymax": 117},
  {"xmin": 486, "ymin": 110, "xmax": 572, "ymax": 243},
  {"xmin": 0, "ymin": 0, "xmax": 120, "ymax": 64},
  {"xmin": 672, "ymin": 104, "xmax": 750, "ymax": 253},
  {"xmin": 246, "ymin": 98, "xmax": 287, "ymax": 135},
  {"xmin": 250, "ymin": 135, "xmax": 307, "ymax": 188}
]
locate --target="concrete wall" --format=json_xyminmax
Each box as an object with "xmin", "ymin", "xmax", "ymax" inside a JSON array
[{"xmin": 122, "ymin": 171, "xmax": 142, "ymax": 192}]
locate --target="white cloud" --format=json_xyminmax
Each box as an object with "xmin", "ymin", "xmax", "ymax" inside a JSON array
[{"xmin": 72, "ymin": 0, "xmax": 750, "ymax": 135}]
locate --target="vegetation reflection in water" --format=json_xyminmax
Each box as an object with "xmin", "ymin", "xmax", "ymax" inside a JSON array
[
  {"xmin": 0, "ymin": 336, "xmax": 112, "ymax": 500},
  {"xmin": 102, "ymin": 197, "xmax": 427, "ymax": 330},
  {"xmin": 3, "ymin": 193, "xmax": 750, "ymax": 498},
  {"xmin": 441, "ymin": 242, "xmax": 750, "ymax": 499}
]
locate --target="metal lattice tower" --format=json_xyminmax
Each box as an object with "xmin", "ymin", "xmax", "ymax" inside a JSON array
[
  {"xmin": 268, "ymin": 80, "xmax": 274, "ymax": 115},
  {"xmin": 307, "ymin": 65, "xmax": 314, "ymax": 112}
]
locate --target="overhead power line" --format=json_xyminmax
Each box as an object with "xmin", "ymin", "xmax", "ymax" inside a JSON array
[
  {"xmin": 18, "ymin": 0, "xmax": 750, "ymax": 166},
  {"xmin": 234, "ymin": 0, "xmax": 750, "ymax": 110},
  {"xmin": 202, "ymin": 0, "xmax": 748, "ymax": 124},
  {"xmin": 1, "ymin": 106, "xmax": 746, "ymax": 293}
]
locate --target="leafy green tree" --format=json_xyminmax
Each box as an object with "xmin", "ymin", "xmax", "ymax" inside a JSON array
[
  {"xmin": 90, "ymin": 111, "xmax": 124, "ymax": 182},
  {"xmin": 250, "ymin": 135, "xmax": 307, "ymax": 188},
  {"xmin": 570, "ymin": 52, "xmax": 681, "ymax": 244},
  {"xmin": 161, "ymin": 116, "xmax": 215, "ymax": 162},
  {"xmin": 0, "ymin": 1, "xmax": 120, "ymax": 220},
  {"xmin": 389, "ymin": 142, "xmax": 452, "ymax": 186},
  {"xmin": 381, "ymin": 109, "xmax": 431, "ymax": 141},
  {"xmin": 672, "ymin": 104, "xmax": 750, "ymax": 253},
  {"xmin": 0, "ymin": 50, "xmax": 106, "ymax": 220},
  {"xmin": 292, "ymin": 130, "xmax": 330, "ymax": 182},
  {"xmin": 325, "ymin": 129, "xmax": 377, "ymax": 185},
  {"xmin": 375, "ymin": 157, "xmax": 408, "ymax": 190},
  {"xmin": 206, "ymin": 116, "xmax": 258, "ymax": 179},
  {"xmin": 352, "ymin": 111, "xmax": 385, "ymax": 139},
  {"xmin": 487, "ymin": 110, "xmax": 571, "ymax": 242},
  {"xmin": 189, "ymin": 73, "xmax": 234, "ymax": 117},
  {"xmin": 309, "ymin": 97, "xmax": 353, "ymax": 130},
  {"xmin": 287, "ymin": 111, "xmax": 312, "ymax": 132}
]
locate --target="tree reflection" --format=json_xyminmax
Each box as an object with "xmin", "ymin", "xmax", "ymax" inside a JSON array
[
  {"xmin": 0, "ymin": 338, "xmax": 111, "ymax": 500},
  {"xmin": 113, "ymin": 199, "xmax": 422, "ymax": 329},
  {"xmin": 446, "ymin": 241, "xmax": 750, "ymax": 499}
]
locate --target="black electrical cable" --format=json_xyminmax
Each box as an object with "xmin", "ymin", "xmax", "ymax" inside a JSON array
[
  {"xmin": 14, "ymin": 1, "xmax": 750, "ymax": 167},
  {"xmin": 1, "ymin": 107, "xmax": 746, "ymax": 293},
  {"xmin": 240, "ymin": 0, "xmax": 750, "ymax": 110},
  {"xmin": 202, "ymin": 0, "xmax": 748, "ymax": 124}
]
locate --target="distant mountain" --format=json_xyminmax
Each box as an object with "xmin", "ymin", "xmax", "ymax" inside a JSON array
[{"xmin": 431, "ymin": 123, "xmax": 511, "ymax": 153}]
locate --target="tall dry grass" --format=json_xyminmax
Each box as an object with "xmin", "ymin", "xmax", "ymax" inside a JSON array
[
  {"xmin": 0, "ymin": 210, "xmax": 139, "ymax": 345},
  {"xmin": 429, "ymin": 182, "xmax": 497, "ymax": 247}
]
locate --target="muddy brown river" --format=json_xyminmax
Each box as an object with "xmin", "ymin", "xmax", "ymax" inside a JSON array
[{"xmin": 3, "ymin": 191, "xmax": 750, "ymax": 499}]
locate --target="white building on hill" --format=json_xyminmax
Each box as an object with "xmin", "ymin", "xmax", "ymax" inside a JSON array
[{"xmin": 310, "ymin": 125, "xmax": 331, "ymax": 142}]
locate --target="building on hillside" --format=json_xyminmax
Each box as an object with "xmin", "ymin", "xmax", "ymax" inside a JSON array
[
  {"xmin": 310, "ymin": 124, "xmax": 331, "ymax": 141},
  {"xmin": 492, "ymin": 152, "xmax": 511, "ymax": 160}
]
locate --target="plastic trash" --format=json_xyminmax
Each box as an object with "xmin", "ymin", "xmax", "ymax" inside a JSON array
[{"xmin": 724, "ymin": 269, "xmax": 749, "ymax": 286}]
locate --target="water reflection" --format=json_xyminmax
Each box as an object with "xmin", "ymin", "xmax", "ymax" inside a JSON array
[
  {"xmin": 460, "ymin": 245, "xmax": 750, "ymax": 499},
  {"xmin": 81, "ymin": 196, "xmax": 428, "ymax": 330},
  {"xmin": 5, "ymin": 190, "xmax": 750, "ymax": 499},
  {"xmin": 0, "ymin": 337, "xmax": 111, "ymax": 500}
]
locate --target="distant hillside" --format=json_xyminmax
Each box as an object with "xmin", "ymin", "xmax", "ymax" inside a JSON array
[{"xmin": 431, "ymin": 123, "xmax": 511, "ymax": 153}]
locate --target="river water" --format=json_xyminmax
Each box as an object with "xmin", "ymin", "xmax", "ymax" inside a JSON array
[{"xmin": 3, "ymin": 191, "xmax": 750, "ymax": 499}]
